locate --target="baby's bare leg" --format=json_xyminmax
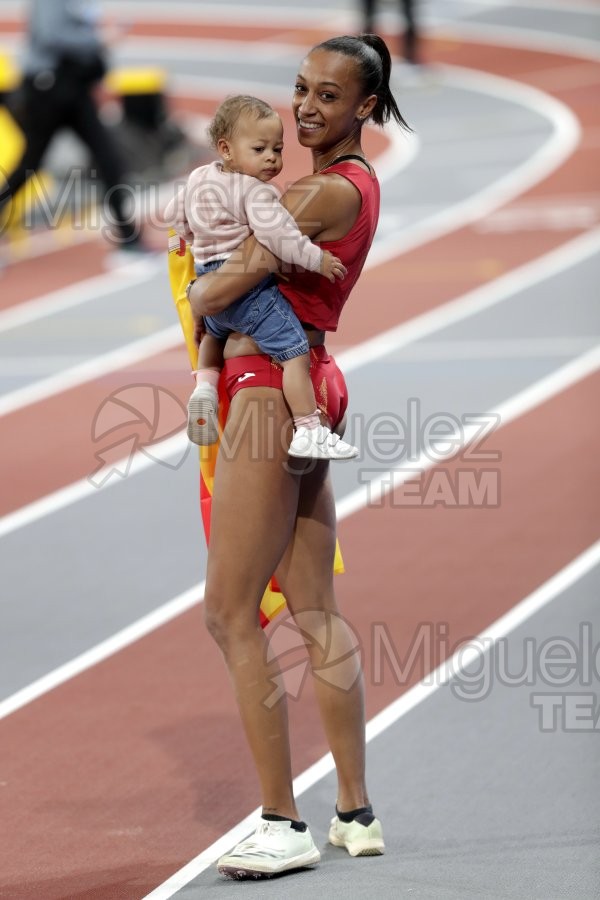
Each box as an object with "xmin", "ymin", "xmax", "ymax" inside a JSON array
[
  {"xmin": 197, "ymin": 333, "xmax": 224, "ymax": 374},
  {"xmin": 280, "ymin": 353, "xmax": 317, "ymax": 419},
  {"xmin": 282, "ymin": 354, "xmax": 359, "ymax": 461}
]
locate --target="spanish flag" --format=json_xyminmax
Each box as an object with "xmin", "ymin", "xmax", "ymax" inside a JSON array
[{"xmin": 167, "ymin": 231, "xmax": 344, "ymax": 626}]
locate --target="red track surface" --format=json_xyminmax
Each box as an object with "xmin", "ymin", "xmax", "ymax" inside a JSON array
[{"xmin": 0, "ymin": 16, "xmax": 599, "ymax": 899}]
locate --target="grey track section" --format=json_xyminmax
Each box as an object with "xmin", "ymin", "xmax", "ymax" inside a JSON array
[
  {"xmin": 459, "ymin": 4, "xmax": 600, "ymax": 45},
  {"xmin": 0, "ymin": 260, "xmax": 171, "ymax": 392},
  {"xmin": 173, "ymin": 567, "xmax": 600, "ymax": 898},
  {"xmin": 0, "ymin": 451, "xmax": 205, "ymax": 697},
  {"xmin": 1, "ymin": 241, "xmax": 597, "ymax": 700}
]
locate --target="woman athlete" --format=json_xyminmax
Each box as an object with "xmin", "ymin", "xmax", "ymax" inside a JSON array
[{"xmin": 187, "ymin": 34, "xmax": 410, "ymax": 879}]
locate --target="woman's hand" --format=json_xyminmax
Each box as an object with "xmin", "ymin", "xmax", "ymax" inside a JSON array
[{"xmin": 188, "ymin": 235, "xmax": 279, "ymax": 319}]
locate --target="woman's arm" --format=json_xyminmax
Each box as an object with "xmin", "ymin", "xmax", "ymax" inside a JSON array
[
  {"xmin": 188, "ymin": 173, "xmax": 361, "ymax": 318},
  {"xmin": 188, "ymin": 234, "xmax": 279, "ymax": 318}
]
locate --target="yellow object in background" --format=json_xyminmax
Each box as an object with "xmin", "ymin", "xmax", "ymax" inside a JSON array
[
  {"xmin": 0, "ymin": 54, "xmax": 53, "ymax": 236},
  {"xmin": 105, "ymin": 67, "xmax": 167, "ymax": 96}
]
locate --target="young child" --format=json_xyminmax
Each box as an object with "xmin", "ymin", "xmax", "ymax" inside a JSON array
[{"xmin": 165, "ymin": 95, "xmax": 358, "ymax": 460}]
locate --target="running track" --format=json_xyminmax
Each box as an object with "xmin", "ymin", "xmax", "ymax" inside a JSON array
[{"xmin": 0, "ymin": 1, "xmax": 599, "ymax": 897}]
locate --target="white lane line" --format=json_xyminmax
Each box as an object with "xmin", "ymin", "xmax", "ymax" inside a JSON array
[
  {"xmin": 1, "ymin": 339, "xmax": 599, "ymax": 724},
  {"xmin": 339, "ymin": 343, "xmax": 600, "ymax": 518},
  {"xmin": 0, "ymin": 584, "xmax": 204, "ymax": 722},
  {"xmin": 0, "ymin": 324, "xmax": 183, "ymax": 418},
  {"xmin": 453, "ymin": 0, "xmax": 600, "ymax": 14},
  {"xmin": 0, "ymin": 2, "xmax": 351, "ymax": 26},
  {"xmin": 366, "ymin": 62, "xmax": 580, "ymax": 269},
  {"xmin": 342, "ymin": 226, "xmax": 600, "ymax": 374},
  {"xmin": 142, "ymin": 538, "xmax": 600, "ymax": 898},
  {"xmin": 433, "ymin": 20, "xmax": 600, "ymax": 61},
  {"xmin": 0, "ymin": 256, "xmax": 163, "ymax": 335},
  {"xmin": 376, "ymin": 337, "xmax": 597, "ymax": 360},
  {"xmin": 0, "ymin": 224, "xmax": 598, "ymax": 540},
  {"xmin": 0, "ymin": 428, "xmax": 188, "ymax": 540}
]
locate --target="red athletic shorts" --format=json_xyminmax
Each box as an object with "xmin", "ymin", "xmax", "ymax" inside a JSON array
[{"xmin": 221, "ymin": 345, "xmax": 349, "ymax": 428}]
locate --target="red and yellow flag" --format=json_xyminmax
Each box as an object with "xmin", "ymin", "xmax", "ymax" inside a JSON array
[{"xmin": 167, "ymin": 231, "xmax": 344, "ymax": 626}]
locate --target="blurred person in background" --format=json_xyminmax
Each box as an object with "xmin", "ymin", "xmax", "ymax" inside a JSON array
[
  {"xmin": 361, "ymin": 0, "xmax": 421, "ymax": 66},
  {"xmin": 0, "ymin": 0, "xmax": 147, "ymax": 255}
]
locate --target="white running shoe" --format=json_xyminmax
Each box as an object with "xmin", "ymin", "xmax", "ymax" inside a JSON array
[
  {"xmin": 187, "ymin": 383, "xmax": 219, "ymax": 445},
  {"xmin": 288, "ymin": 424, "xmax": 358, "ymax": 460},
  {"xmin": 328, "ymin": 811, "xmax": 385, "ymax": 857},
  {"xmin": 217, "ymin": 818, "xmax": 321, "ymax": 879}
]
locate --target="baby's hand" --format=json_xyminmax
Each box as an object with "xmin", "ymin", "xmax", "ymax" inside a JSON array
[{"xmin": 320, "ymin": 250, "xmax": 347, "ymax": 283}]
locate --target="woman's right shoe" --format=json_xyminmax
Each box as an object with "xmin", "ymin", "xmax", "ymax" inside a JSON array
[
  {"xmin": 328, "ymin": 810, "xmax": 385, "ymax": 856},
  {"xmin": 217, "ymin": 818, "xmax": 321, "ymax": 879},
  {"xmin": 187, "ymin": 383, "xmax": 219, "ymax": 445}
]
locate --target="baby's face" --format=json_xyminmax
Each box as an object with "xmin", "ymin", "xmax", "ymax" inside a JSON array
[{"xmin": 221, "ymin": 113, "xmax": 284, "ymax": 182}]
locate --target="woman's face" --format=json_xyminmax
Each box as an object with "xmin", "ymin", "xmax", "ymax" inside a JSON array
[{"xmin": 293, "ymin": 49, "xmax": 369, "ymax": 151}]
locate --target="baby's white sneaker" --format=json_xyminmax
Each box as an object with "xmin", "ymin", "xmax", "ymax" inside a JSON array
[
  {"xmin": 288, "ymin": 423, "xmax": 358, "ymax": 460},
  {"xmin": 187, "ymin": 383, "xmax": 219, "ymax": 445}
]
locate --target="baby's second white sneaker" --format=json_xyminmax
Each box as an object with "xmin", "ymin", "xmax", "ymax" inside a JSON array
[{"xmin": 288, "ymin": 424, "xmax": 358, "ymax": 460}]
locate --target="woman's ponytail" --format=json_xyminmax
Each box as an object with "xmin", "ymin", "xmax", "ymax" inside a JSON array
[
  {"xmin": 359, "ymin": 34, "xmax": 411, "ymax": 131},
  {"xmin": 312, "ymin": 34, "xmax": 412, "ymax": 133}
]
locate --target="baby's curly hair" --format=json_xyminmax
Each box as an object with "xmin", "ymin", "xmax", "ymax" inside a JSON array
[{"xmin": 207, "ymin": 95, "xmax": 279, "ymax": 148}]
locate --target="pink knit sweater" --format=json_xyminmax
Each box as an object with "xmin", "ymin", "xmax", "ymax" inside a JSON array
[{"xmin": 164, "ymin": 160, "xmax": 323, "ymax": 273}]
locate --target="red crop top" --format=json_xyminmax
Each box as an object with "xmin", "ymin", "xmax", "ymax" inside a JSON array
[{"xmin": 277, "ymin": 160, "xmax": 380, "ymax": 332}]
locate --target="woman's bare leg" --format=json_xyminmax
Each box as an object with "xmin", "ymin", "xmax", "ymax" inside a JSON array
[
  {"xmin": 275, "ymin": 461, "xmax": 370, "ymax": 813},
  {"xmin": 203, "ymin": 386, "xmax": 303, "ymax": 820}
]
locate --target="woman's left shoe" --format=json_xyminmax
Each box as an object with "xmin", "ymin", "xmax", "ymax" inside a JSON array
[
  {"xmin": 328, "ymin": 810, "xmax": 385, "ymax": 856},
  {"xmin": 217, "ymin": 818, "xmax": 320, "ymax": 879}
]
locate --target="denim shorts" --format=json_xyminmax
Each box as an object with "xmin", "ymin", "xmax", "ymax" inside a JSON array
[{"xmin": 195, "ymin": 259, "xmax": 309, "ymax": 362}]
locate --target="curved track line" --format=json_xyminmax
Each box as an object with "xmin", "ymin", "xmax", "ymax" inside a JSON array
[
  {"xmin": 457, "ymin": 0, "xmax": 600, "ymax": 13},
  {"xmin": 0, "ymin": 257, "xmax": 164, "ymax": 334},
  {"xmin": 434, "ymin": 21, "xmax": 600, "ymax": 61},
  {"xmin": 366, "ymin": 62, "xmax": 580, "ymax": 268},
  {"xmin": 342, "ymin": 226, "xmax": 600, "ymax": 373},
  {"xmin": 0, "ymin": 324, "xmax": 182, "ymax": 418}
]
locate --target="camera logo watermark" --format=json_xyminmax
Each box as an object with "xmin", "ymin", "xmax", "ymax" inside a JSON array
[
  {"xmin": 260, "ymin": 615, "xmax": 599, "ymax": 733},
  {"xmin": 88, "ymin": 384, "xmax": 188, "ymax": 487},
  {"xmin": 263, "ymin": 610, "xmax": 362, "ymax": 708}
]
